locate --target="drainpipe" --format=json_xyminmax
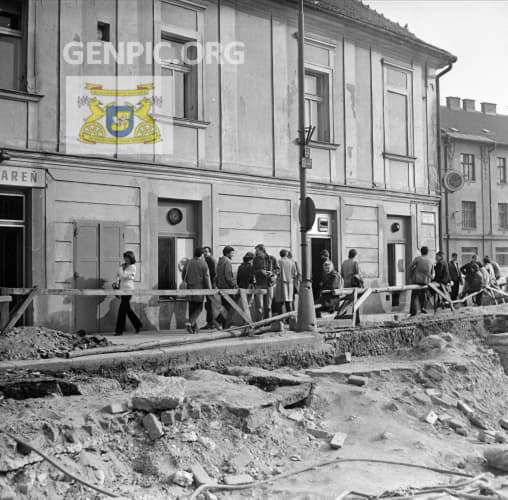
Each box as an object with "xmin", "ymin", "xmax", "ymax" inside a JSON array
[{"xmin": 436, "ymin": 57, "xmax": 457, "ymax": 255}]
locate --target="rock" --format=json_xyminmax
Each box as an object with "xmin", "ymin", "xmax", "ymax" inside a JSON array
[
  {"xmin": 440, "ymin": 332, "xmax": 454, "ymax": 343},
  {"xmin": 424, "ymin": 411, "xmax": 438, "ymax": 425},
  {"xmin": 224, "ymin": 366, "xmax": 312, "ymax": 389},
  {"xmin": 418, "ymin": 335, "xmax": 447, "ymax": 353},
  {"xmin": 377, "ymin": 431, "xmax": 394, "ymax": 440},
  {"xmin": 485, "ymin": 447, "xmax": 508, "ymax": 472},
  {"xmin": 448, "ymin": 419, "xmax": 467, "ymax": 433},
  {"xmin": 191, "ymin": 463, "xmax": 215, "ymax": 486},
  {"xmin": 306, "ymin": 426, "xmax": 332, "ymax": 440},
  {"xmin": 41, "ymin": 422, "xmax": 59, "ymax": 442},
  {"xmin": 160, "ymin": 410, "xmax": 175, "ymax": 426},
  {"xmin": 330, "ymin": 432, "xmax": 347, "ymax": 449},
  {"xmin": 424, "ymin": 363, "xmax": 447, "ymax": 382},
  {"xmin": 199, "ymin": 436, "xmax": 217, "ymax": 451},
  {"xmin": 286, "ymin": 410, "xmax": 305, "ymax": 423},
  {"xmin": 470, "ymin": 414, "xmax": 489, "ymax": 430},
  {"xmin": 204, "ymin": 492, "xmax": 218, "ymax": 500},
  {"xmin": 103, "ymin": 402, "xmax": 129, "ymax": 414},
  {"xmin": 173, "ymin": 470, "xmax": 193, "ymax": 487},
  {"xmin": 500, "ymin": 418, "xmax": 508, "ymax": 430},
  {"xmin": 457, "ymin": 401, "xmax": 474, "ymax": 417},
  {"xmin": 273, "ymin": 383, "xmax": 313, "ymax": 407},
  {"xmin": 438, "ymin": 414, "xmax": 453, "ymax": 423},
  {"xmin": 431, "ymin": 394, "xmax": 456, "ymax": 408},
  {"xmin": 175, "ymin": 407, "xmax": 188, "ymax": 422},
  {"xmin": 229, "ymin": 449, "xmax": 253, "ymax": 471},
  {"xmin": 479, "ymin": 430, "xmax": 496, "ymax": 444},
  {"xmin": 290, "ymin": 455, "xmax": 301, "ymax": 461},
  {"xmin": 425, "ymin": 388, "xmax": 441, "ymax": 397},
  {"xmin": 181, "ymin": 431, "xmax": 198, "ymax": 442},
  {"xmin": 413, "ymin": 393, "xmax": 432, "ymax": 406},
  {"xmin": 383, "ymin": 402, "xmax": 399, "ymax": 412},
  {"xmin": 132, "ymin": 376, "xmax": 186, "ymax": 412},
  {"xmin": 14, "ymin": 470, "xmax": 35, "ymax": 494},
  {"xmin": 496, "ymin": 432, "xmax": 507, "ymax": 444},
  {"xmin": 142, "ymin": 413, "xmax": 164, "ymax": 440},
  {"xmin": 0, "ymin": 478, "xmax": 16, "ymax": 500},
  {"xmin": 335, "ymin": 352, "xmax": 352, "ymax": 364},
  {"xmin": 347, "ymin": 375, "xmax": 368, "ymax": 387},
  {"xmin": 455, "ymin": 427, "xmax": 468, "ymax": 437},
  {"xmin": 223, "ymin": 474, "xmax": 254, "ymax": 486}
]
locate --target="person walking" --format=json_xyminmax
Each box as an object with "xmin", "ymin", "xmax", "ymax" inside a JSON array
[
  {"xmin": 408, "ymin": 246, "xmax": 433, "ymax": 316},
  {"xmin": 237, "ymin": 252, "xmax": 255, "ymax": 289},
  {"xmin": 216, "ymin": 246, "xmax": 236, "ymax": 328},
  {"xmin": 184, "ymin": 247, "xmax": 211, "ymax": 334},
  {"xmin": 253, "ymin": 244, "xmax": 279, "ymax": 321},
  {"xmin": 433, "ymin": 251, "xmax": 451, "ymax": 308},
  {"xmin": 114, "ymin": 251, "xmax": 142, "ymax": 336},
  {"xmin": 273, "ymin": 249, "xmax": 298, "ymax": 314},
  {"xmin": 287, "ymin": 250, "xmax": 301, "ymax": 311},
  {"xmin": 341, "ymin": 249, "xmax": 363, "ymax": 325},
  {"xmin": 202, "ymin": 246, "xmax": 218, "ymax": 329},
  {"xmin": 448, "ymin": 252, "xmax": 463, "ymax": 301}
]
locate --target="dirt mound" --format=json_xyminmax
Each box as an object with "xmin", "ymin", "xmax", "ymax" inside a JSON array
[{"xmin": 0, "ymin": 327, "xmax": 111, "ymax": 361}]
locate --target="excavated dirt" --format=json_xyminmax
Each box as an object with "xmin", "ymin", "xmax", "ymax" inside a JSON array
[{"xmin": 0, "ymin": 327, "xmax": 111, "ymax": 361}]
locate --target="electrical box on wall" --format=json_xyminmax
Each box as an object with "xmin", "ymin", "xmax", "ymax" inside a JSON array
[{"xmin": 318, "ymin": 216, "xmax": 329, "ymax": 233}]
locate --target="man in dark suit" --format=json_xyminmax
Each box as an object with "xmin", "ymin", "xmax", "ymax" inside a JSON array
[{"xmin": 448, "ymin": 252, "xmax": 463, "ymax": 301}]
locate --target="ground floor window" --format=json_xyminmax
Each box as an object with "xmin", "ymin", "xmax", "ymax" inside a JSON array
[
  {"xmin": 461, "ymin": 246, "xmax": 478, "ymax": 263},
  {"xmin": 496, "ymin": 247, "xmax": 508, "ymax": 266}
]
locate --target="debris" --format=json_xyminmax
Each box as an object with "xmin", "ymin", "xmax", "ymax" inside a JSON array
[
  {"xmin": 438, "ymin": 414, "xmax": 453, "ymax": 423},
  {"xmin": 181, "ymin": 431, "xmax": 198, "ymax": 442},
  {"xmin": 198, "ymin": 436, "xmax": 217, "ymax": 451},
  {"xmin": 286, "ymin": 410, "xmax": 305, "ymax": 423},
  {"xmin": 229, "ymin": 449, "xmax": 254, "ymax": 471},
  {"xmin": 479, "ymin": 430, "xmax": 496, "ymax": 444},
  {"xmin": 335, "ymin": 352, "xmax": 352, "ymax": 364},
  {"xmin": 161, "ymin": 410, "xmax": 176, "ymax": 426},
  {"xmin": 500, "ymin": 417, "xmax": 508, "ymax": 430},
  {"xmin": 457, "ymin": 401, "xmax": 474, "ymax": 417},
  {"xmin": 413, "ymin": 393, "xmax": 432, "ymax": 406},
  {"xmin": 496, "ymin": 432, "xmax": 507, "ymax": 444},
  {"xmin": 425, "ymin": 388, "xmax": 441, "ymax": 397},
  {"xmin": 103, "ymin": 402, "xmax": 129, "ymax": 414},
  {"xmin": 307, "ymin": 426, "xmax": 332, "ymax": 440},
  {"xmin": 470, "ymin": 414, "xmax": 489, "ymax": 430},
  {"xmin": 330, "ymin": 432, "xmax": 347, "ymax": 449},
  {"xmin": 131, "ymin": 376, "xmax": 186, "ymax": 412},
  {"xmin": 290, "ymin": 455, "xmax": 302, "ymax": 461},
  {"xmin": 424, "ymin": 411, "xmax": 438, "ymax": 425},
  {"xmin": 191, "ymin": 463, "xmax": 215, "ymax": 486},
  {"xmin": 347, "ymin": 375, "xmax": 368, "ymax": 387},
  {"xmin": 484, "ymin": 447, "xmax": 508, "ymax": 472},
  {"xmin": 430, "ymin": 394, "xmax": 456, "ymax": 408},
  {"xmin": 377, "ymin": 431, "xmax": 394, "ymax": 441},
  {"xmin": 223, "ymin": 474, "xmax": 254, "ymax": 486},
  {"xmin": 173, "ymin": 470, "xmax": 193, "ymax": 487},
  {"xmin": 142, "ymin": 413, "xmax": 164, "ymax": 440},
  {"xmin": 448, "ymin": 419, "xmax": 467, "ymax": 435},
  {"xmin": 424, "ymin": 364, "xmax": 447, "ymax": 382},
  {"xmin": 0, "ymin": 478, "xmax": 16, "ymax": 500},
  {"xmin": 417, "ymin": 335, "xmax": 447, "ymax": 353},
  {"xmin": 383, "ymin": 402, "xmax": 399, "ymax": 412}
]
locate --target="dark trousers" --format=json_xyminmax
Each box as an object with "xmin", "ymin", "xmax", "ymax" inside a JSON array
[
  {"xmin": 205, "ymin": 297, "xmax": 214, "ymax": 325},
  {"xmin": 410, "ymin": 288, "xmax": 427, "ymax": 316},
  {"xmin": 271, "ymin": 301, "xmax": 293, "ymax": 316},
  {"xmin": 217, "ymin": 296, "xmax": 232, "ymax": 328},
  {"xmin": 188, "ymin": 300, "xmax": 204, "ymax": 326},
  {"xmin": 450, "ymin": 281, "xmax": 460, "ymax": 301},
  {"xmin": 116, "ymin": 296, "xmax": 142, "ymax": 334}
]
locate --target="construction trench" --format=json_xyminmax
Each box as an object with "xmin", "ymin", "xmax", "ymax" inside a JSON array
[{"xmin": 2, "ymin": 307, "xmax": 508, "ymax": 499}]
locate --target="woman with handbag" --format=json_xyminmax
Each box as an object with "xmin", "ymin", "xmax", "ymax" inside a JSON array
[{"xmin": 114, "ymin": 251, "xmax": 143, "ymax": 336}]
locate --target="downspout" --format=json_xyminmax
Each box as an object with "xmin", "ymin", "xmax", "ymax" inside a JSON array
[{"xmin": 436, "ymin": 57, "xmax": 457, "ymax": 254}]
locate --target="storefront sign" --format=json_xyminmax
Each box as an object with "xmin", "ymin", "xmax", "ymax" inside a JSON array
[{"xmin": 0, "ymin": 166, "xmax": 45, "ymax": 188}]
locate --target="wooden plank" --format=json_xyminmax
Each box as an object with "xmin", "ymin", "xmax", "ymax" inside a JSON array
[
  {"xmin": 427, "ymin": 283, "xmax": 455, "ymax": 311},
  {"xmin": 0, "ymin": 296, "xmax": 12, "ymax": 303},
  {"xmin": 353, "ymin": 288, "xmax": 372, "ymax": 313},
  {"xmin": 351, "ymin": 289, "xmax": 358, "ymax": 327},
  {"xmin": 219, "ymin": 290, "xmax": 251, "ymax": 326},
  {"xmin": 2, "ymin": 288, "xmax": 38, "ymax": 332},
  {"xmin": 3, "ymin": 288, "xmax": 267, "ymax": 297},
  {"xmin": 226, "ymin": 311, "xmax": 297, "ymax": 333}
]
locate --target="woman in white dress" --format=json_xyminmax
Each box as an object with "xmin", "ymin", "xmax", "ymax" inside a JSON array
[{"xmin": 114, "ymin": 251, "xmax": 142, "ymax": 335}]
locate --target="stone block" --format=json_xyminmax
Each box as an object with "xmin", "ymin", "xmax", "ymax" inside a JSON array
[
  {"xmin": 161, "ymin": 410, "xmax": 175, "ymax": 426},
  {"xmin": 131, "ymin": 376, "xmax": 186, "ymax": 412},
  {"xmin": 307, "ymin": 426, "xmax": 332, "ymax": 440},
  {"xmin": 330, "ymin": 432, "xmax": 347, "ymax": 449},
  {"xmin": 335, "ymin": 352, "xmax": 352, "ymax": 364},
  {"xmin": 104, "ymin": 402, "xmax": 129, "ymax": 414},
  {"xmin": 470, "ymin": 414, "xmax": 489, "ymax": 430},
  {"xmin": 347, "ymin": 375, "xmax": 368, "ymax": 387},
  {"xmin": 142, "ymin": 413, "xmax": 164, "ymax": 440},
  {"xmin": 191, "ymin": 463, "xmax": 214, "ymax": 486},
  {"xmin": 223, "ymin": 474, "xmax": 254, "ymax": 486},
  {"xmin": 479, "ymin": 430, "xmax": 496, "ymax": 444}
]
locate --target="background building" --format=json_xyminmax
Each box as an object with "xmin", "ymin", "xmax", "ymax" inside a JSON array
[
  {"xmin": 441, "ymin": 96, "xmax": 508, "ymax": 270},
  {"xmin": 0, "ymin": 0, "xmax": 454, "ymax": 332}
]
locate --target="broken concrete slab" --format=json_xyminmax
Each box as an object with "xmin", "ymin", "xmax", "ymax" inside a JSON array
[
  {"xmin": 131, "ymin": 376, "xmax": 186, "ymax": 412},
  {"xmin": 272, "ymin": 383, "xmax": 313, "ymax": 407},
  {"xmin": 191, "ymin": 463, "xmax": 215, "ymax": 486},
  {"xmin": 348, "ymin": 375, "xmax": 368, "ymax": 387},
  {"xmin": 224, "ymin": 366, "xmax": 313, "ymax": 390},
  {"xmin": 307, "ymin": 426, "xmax": 332, "ymax": 440},
  {"xmin": 142, "ymin": 414, "xmax": 164, "ymax": 440},
  {"xmin": 424, "ymin": 411, "xmax": 438, "ymax": 425}
]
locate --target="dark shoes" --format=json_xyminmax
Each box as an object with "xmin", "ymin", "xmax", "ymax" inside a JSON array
[{"xmin": 135, "ymin": 325, "xmax": 143, "ymax": 334}]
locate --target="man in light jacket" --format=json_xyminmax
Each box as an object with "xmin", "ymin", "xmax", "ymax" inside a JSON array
[
  {"xmin": 184, "ymin": 247, "xmax": 211, "ymax": 334},
  {"xmin": 408, "ymin": 246, "xmax": 433, "ymax": 316}
]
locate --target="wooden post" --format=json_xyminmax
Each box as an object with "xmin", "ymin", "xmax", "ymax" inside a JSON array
[
  {"xmin": 0, "ymin": 289, "xmax": 12, "ymax": 330},
  {"xmin": 1, "ymin": 287, "xmax": 38, "ymax": 333}
]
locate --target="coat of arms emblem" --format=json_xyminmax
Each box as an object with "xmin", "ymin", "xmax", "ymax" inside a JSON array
[{"xmin": 78, "ymin": 84, "xmax": 162, "ymax": 144}]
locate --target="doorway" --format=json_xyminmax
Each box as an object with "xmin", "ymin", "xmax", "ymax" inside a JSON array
[{"xmin": 386, "ymin": 215, "xmax": 411, "ymax": 308}]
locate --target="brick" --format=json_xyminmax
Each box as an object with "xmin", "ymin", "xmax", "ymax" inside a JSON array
[
  {"xmin": 347, "ymin": 375, "xmax": 368, "ymax": 387},
  {"xmin": 330, "ymin": 432, "xmax": 347, "ymax": 449},
  {"xmin": 223, "ymin": 474, "xmax": 254, "ymax": 486},
  {"xmin": 424, "ymin": 411, "xmax": 438, "ymax": 425},
  {"xmin": 104, "ymin": 402, "xmax": 129, "ymax": 414},
  {"xmin": 191, "ymin": 463, "xmax": 214, "ymax": 486},
  {"xmin": 307, "ymin": 426, "xmax": 332, "ymax": 440},
  {"xmin": 160, "ymin": 410, "xmax": 175, "ymax": 426},
  {"xmin": 457, "ymin": 401, "xmax": 474, "ymax": 417},
  {"xmin": 142, "ymin": 413, "xmax": 164, "ymax": 440}
]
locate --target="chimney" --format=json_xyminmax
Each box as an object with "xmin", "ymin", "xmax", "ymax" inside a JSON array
[
  {"xmin": 446, "ymin": 96, "xmax": 461, "ymax": 110},
  {"xmin": 462, "ymin": 99, "xmax": 476, "ymax": 112},
  {"xmin": 481, "ymin": 102, "xmax": 497, "ymax": 115}
]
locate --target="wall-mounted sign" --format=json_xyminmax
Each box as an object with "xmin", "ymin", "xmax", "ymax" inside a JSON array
[{"xmin": 0, "ymin": 166, "xmax": 45, "ymax": 188}]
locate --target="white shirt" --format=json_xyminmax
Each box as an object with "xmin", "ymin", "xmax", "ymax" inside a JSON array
[{"xmin": 116, "ymin": 264, "xmax": 136, "ymax": 290}]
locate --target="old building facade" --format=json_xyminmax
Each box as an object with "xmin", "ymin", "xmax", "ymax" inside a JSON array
[
  {"xmin": 441, "ymin": 97, "xmax": 508, "ymax": 271},
  {"xmin": 0, "ymin": 0, "xmax": 454, "ymax": 331}
]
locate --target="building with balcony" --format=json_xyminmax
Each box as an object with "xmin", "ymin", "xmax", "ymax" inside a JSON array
[
  {"xmin": 441, "ymin": 97, "xmax": 508, "ymax": 271},
  {"xmin": 0, "ymin": 0, "xmax": 454, "ymax": 331}
]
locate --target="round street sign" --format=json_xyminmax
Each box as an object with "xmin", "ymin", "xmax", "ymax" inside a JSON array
[{"xmin": 299, "ymin": 196, "xmax": 316, "ymax": 232}]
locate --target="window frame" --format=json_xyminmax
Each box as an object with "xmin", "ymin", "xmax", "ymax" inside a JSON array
[
  {"xmin": 499, "ymin": 202, "xmax": 508, "ymax": 230},
  {"xmin": 460, "ymin": 153, "xmax": 475, "ymax": 182},
  {"xmin": 461, "ymin": 201, "xmax": 477, "ymax": 230},
  {"xmin": 304, "ymin": 65, "xmax": 332, "ymax": 144},
  {"xmin": 382, "ymin": 61, "xmax": 414, "ymax": 159},
  {"xmin": 496, "ymin": 247, "xmax": 508, "ymax": 266},
  {"xmin": 0, "ymin": 0, "xmax": 28, "ymax": 91},
  {"xmin": 498, "ymin": 157, "xmax": 507, "ymax": 184}
]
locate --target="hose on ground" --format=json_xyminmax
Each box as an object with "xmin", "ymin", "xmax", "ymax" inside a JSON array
[
  {"xmin": 0, "ymin": 429, "xmax": 120, "ymax": 498},
  {"xmin": 189, "ymin": 457, "xmax": 474, "ymax": 500}
]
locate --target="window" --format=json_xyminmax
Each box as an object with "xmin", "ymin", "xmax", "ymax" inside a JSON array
[
  {"xmin": 461, "ymin": 246, "xmax": 478, "ymax": 264},
  {"xmin": 97, "ymin": 22, "xmax": 110, "ymax": 42},
  {"xmin": 499, "ymin": 203, "xmax": 508, "ymax": 229},
  {"xmin": 461, "ymin": 153, "xmax": 475, "ymax": 181},
  {"xmin": 496, "ymin": 247, "xmax": 508, "ymax": 266},
  {"xmin": 0, "ymin": 0, "xmax": 26, "ymax": 90},
  {"xmin": 304, "ymin": 71, "xmax": 330, "ymax": 143},
  {"xmin": 160, "ymin": 36, "xmax": 198, "ymax": 120},
  {"xmin": 498, "ymin": 157, "xmax": 507, "ymax": 184},
  {"xmin": 462, "ymin": 201, "xmax": 476, "ymax": 229},
  {"xmin": 383, "ymin": 65, "xmax": 413, "ymax": 157}
]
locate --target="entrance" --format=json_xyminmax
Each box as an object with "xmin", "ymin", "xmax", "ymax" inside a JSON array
[
  {"xmin": 0, "ymin": 193, "xmax": 26, "ymax": 315},
  {"xmin": 386, "ymin": 215, "xmax": 411, "ymax": 307}
]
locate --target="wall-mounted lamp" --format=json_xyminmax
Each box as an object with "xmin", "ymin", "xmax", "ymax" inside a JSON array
[{"xmin": 0, "ymin": 150, "xmax": 11, "ymax": 163}]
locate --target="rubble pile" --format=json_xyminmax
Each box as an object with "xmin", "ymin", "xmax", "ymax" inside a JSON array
[{"xmin": 0, "ymin": 327, "xmax": 111, "ymax": 361}]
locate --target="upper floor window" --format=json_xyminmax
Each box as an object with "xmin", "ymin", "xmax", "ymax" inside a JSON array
[
  {"xmin": 160, "ymin": 36, "xmax": 198, "ymax": 120},
  {"xmin": 498, "ymin": 157, "xmax": 507, "ymax": 184},
  {"xmin": 462, "ymin": 201, "xmax": 477, "ymax": 229},
  {"xmin": 0, "ymin": 0, "xmax": 26, "ymax": 91},
  {"xmin": 461, "ymin": 153, "xmax": 475, "ymax": 181},
  {"xmin": 499, "ymin": 203, "xmax": 508, "ymax": 230},
  {"xmin": 383, "ymin": 64, "xmax": 413, "ymax": 157},
  {"xmin": 496, "ymin": 247, "xmax": 508, "ymax": 266},
  {"xmin": 304, "ymin": 71, "xmax": 330, "ymax": 143}
]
